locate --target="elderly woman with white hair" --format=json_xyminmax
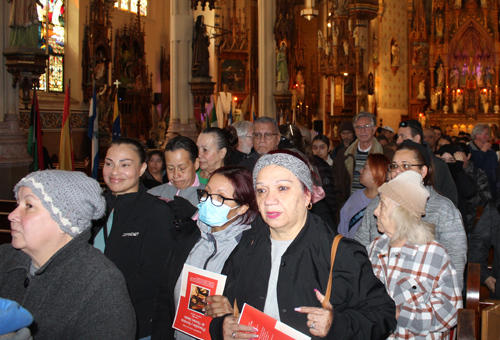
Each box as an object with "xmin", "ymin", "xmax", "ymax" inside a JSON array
[
  {"xmin": 367, "ymin": 171, "xmax": 462, "ymax": 339},
  {"xmin": 0, "ymin": 170, "xmax": 136, "ymax": 340}
]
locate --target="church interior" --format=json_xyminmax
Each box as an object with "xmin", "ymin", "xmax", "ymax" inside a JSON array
[{"xmin": 1, "ymin": 0, "xmax": 500, "ymax": 199}]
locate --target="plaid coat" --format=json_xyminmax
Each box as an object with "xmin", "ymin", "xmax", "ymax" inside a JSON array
[{"xmin": 367, "ymin": 235, "xmax": 463, "ymax": 339}]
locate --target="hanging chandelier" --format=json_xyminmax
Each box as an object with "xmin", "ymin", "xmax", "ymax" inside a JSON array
[{"xmin": 301, "ymin": 0, "xmax": 319, "ymax": 21}]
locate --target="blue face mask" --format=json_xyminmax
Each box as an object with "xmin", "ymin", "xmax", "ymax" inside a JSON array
[{"xmin": 197, "ymin": 199, "xmax": 239, "ymax": 227}]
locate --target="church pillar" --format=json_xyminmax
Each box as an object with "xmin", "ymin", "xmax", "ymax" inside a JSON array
[
  {"xmin": 169, "ymin": 0, "xmax": 197, "ymax": 140},
  {"xmin": 258, "ymin": 0, "xmax": 276, "ymax": 118},
  {"xmin": 0, "ymin": 0, "xmax": 31, "ymax": 199}
]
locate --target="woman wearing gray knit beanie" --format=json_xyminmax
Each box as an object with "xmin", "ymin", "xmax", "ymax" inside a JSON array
[
  {"xmin": 209, "ymin": 150, "xmax": 397, "ymax": 340},
  {"xmin": 0, "ymin": 170, "xmax": 136, "ymax": 340},
  {"xmin": 367, "ymin": 170, "xmax": 462, "ymax": 339}
]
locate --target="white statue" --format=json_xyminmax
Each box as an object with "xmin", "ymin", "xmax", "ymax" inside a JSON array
[
  {"xmin": 353, "ymin": 27, "xmax": 359, "ymax": 46},
  {"xmin": 332, "ymin": 27, "xmax": 339, "ymax": 46},
  {"xmin": 417, "ymin": 80, "xmax": 426, "ymax": 99},
  {"xmin": 477, "ymin": 63, "xmax": 484, "ymax": 87},
  {"xmin": 343, "ymin": 40, "xmax": 349, "ymax": 57},
  {"xmin": 391, "ymin": 41, "xmax": 400, "ymax": 67},
  {"xmin": 325, "ymin": 40, "xmax": 331, "ymax": 56},
  {"xmin": 452, "ymin": 99, "xmax": 459, "ymax": 113},
  {"xmin": 348, "ymin": 18, "xmax": 352, "ymax": 32},
  {"xmin": 317, "ymin": 30, "xmax": 324, "ymax": 49},
  {"xmin": 431, "ymin": 92, "xmax": 438, "ymax": 110}
]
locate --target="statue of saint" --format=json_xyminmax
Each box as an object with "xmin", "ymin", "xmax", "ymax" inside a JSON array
[
  {"xmin": 353, "ymin": 27, "xmax": 359, "ymax": 46},
  {"xmin": 8, "ymin": 0, "xmax": 41, "ymax": 48},
  {"xmin": 436, "ymin": 12, "xmax": 444, "ymax": 39},
  {"xmin": 481, "ymin": 92, "xmax": 489, "ymax": 113},
  {"xmin": 391, "ymin": 41, "xmax": 400, "ymax": 67},
  {"xmin": 450, "ymin": 65, "xmax": 459, "ymax": 88},
  {"xmin": 417, "ymin": 80, "xmax": 426, "ymax": 100},
  {"xmin": 325, "ymin": 40, "xmax": 331, "ymax": 56},
  {"xmin": 458, "ymin": 93, "xmax": 464, "ymax": 111},
  {"xmin": 477, "ymin": 63, "xmax": 484, "ymax": 87},
  {"xmin": 485, "ymin": 66, "xmax": 494, "ymax": 87},
  {"xmin": 460, "ymin": 63, "xmax": 468, "ymax": 87},
  {"xmin": 343, "ymin": 40, "xmax": 349, "ymax": 57},
  {"xmin": 192, "ymin": 15, "xmax": 210, "ymax": 78},
  {"xmin": 436, "ymin": 64, "xmax": 445, "ymax": 88},
  {"xmin": 276, "ymin": 42, "xmax": 289, "ymax": 92},
  {"xmin": 317, "ymin": 30, "xmax": 324, "ymax": 50},
  {"xmin": 332, "ymin": 27, "xmax": 339, "ymax": 46},
  {"xmin": 373, "ymin": 35, "xmax": 379, "ymax": 61},
  {"xmin": 431, "ymin": 92, "xmax": 438, "ymax": 110}
]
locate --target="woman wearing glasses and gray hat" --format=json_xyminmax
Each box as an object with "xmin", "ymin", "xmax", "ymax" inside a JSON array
[
  {"xmin": 0, "ymin": 170, "xmax": 136, "ymax": 340},
  {"xmin": 209, "ymin": 150, "xmax": 396, "ymax": 340},
  {"xmin": 151, "ymin": 166, "xmax": 258, "ymax": 340}
]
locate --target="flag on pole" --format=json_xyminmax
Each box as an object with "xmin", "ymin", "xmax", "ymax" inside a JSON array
[
  {"xmin": 208, "ymin": 101, "xmax": 217, "ymax": 128},
  {"xmin": 112, "ymin": 92, "xmax": 121, "ymax": 140},
  {"xmin": 251, "ymin": 95, "xmax": 256, "ymax": 123},
  {"xmin": 28, "ymin": 89, "xmax": 44, "ymax": 172},
  {"xmin": 210, "ymin": 95, "xmax": 219, "ymax": 128},
  {"xmin": 88, "ymin": 83, "xmax": 99, "ymax": 179},
  {"xmin": 59, "ymin": 82, "xmax": 74, "ymax": 171}
]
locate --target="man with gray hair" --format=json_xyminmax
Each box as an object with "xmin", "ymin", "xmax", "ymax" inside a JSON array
[
  {"xmin": 332, "ymin": 111, "xmax": 394, "ymax": 223},
  {"xmin": 469, "ymin": 123, "xmax": 498, "ymax": 201},
  {"xmin": 238, "ymin": 117, "xmax": 280, "ymax": 172}
]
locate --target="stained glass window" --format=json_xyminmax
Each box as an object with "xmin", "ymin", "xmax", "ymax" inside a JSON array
[
  {"xmin": 37, "ymin": 0, "xmax": 65, "ymax": 92},
  {"xmin": 115, "ymin": 0, "xmax": 147, "ymax": 16}
]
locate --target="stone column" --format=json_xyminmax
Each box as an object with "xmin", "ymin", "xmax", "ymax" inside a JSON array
[
  {"xmin": 1, "ymin": 0, "xmax": 31, "ymax": 199},
  {"xmin": 258, "ymin": 0, "xmax": 276, "ymax": 118},
  {"xmin": 169, "ymin": 0, "xmax": 197, "ymax": 140}
]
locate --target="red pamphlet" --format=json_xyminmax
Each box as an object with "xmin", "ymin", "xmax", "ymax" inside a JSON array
[
  {"xmin": 238, "ymin": 303, "xmax": 311, "ymax": 340},
  {"xmin": 173, "ymin": 264, "xmax": 227, "ymax": 340}
]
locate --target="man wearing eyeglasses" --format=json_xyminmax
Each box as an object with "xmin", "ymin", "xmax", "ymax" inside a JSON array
[
  {"xmin": 238, "ymin": 117, "xmax": 280, "ymax": 172},
  {"xmin": 396, "ymin": 119, "xmax": 458, "ymax": 207},
  {"xmin": 332, "ymin": 112, "xmax": 394, "ymax": 224}
]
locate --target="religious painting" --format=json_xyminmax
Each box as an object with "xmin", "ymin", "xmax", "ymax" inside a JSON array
[
  {"xmin": 117, "ymin": 40, "xmax": 145, "ymax": 91},
  {"xmin": 411, "ymin": 42, "xmax": 429, "ymax": 67},
  {"xmin": 220, "ymin": 59, "xmax": 247, "ymax": 93}
]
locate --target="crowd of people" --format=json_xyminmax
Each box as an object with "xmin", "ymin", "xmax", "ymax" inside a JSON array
[{"xmin": 1, "ymin": 113, "xmax": 499, "ymax": 340}]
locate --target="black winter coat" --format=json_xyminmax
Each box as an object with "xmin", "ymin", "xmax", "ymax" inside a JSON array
[
  {"xmin": 151, "ymin": 217, "xmax": 200, "ymax": 340},
  {"xmin": 92, "ymin": 183, "xmax": 175, "ymax": 339},
  {"xmin": 209, "ymin": 213, "xmax": 396, "ymax": 340}
]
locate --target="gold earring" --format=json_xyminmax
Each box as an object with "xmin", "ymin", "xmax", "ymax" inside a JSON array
[{"xmin": 307, "ymin": 203, "xmax": 312, "ymax": 210}]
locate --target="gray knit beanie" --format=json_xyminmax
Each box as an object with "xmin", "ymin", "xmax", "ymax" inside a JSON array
[
  {"xmin": 253, "ymin": 153, "xmax": 313, "ymax": 192},
  {"xmin": 378, "ymin": 171, "xmax": 429, "ymax": 217},
  {"xmin": 14, "ymin": 170, "xmax": 106, "ymax": 237}
]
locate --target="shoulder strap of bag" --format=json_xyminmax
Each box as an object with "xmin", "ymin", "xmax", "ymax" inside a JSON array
[{"xmin": 322, "ymin": 234, "xmax": 344, "ymax": 309}]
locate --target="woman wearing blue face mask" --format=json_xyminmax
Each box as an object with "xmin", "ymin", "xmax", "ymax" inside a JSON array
[{"xmin": 151, "ymin": 166, "xmax": 258, "ymax": 340}]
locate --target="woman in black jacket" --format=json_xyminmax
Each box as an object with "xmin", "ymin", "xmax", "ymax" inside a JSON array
[
  {"xmin": 93, "ymin": 138, "xmax": 175, "ymax": 340},
  {"xmin": 209, "ymin": 150, "xmax": 396, "ymax": 340}
]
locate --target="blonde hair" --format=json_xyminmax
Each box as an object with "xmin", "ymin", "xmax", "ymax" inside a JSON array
[{"xmin": 390, "ymin": 205, "xmax": 435, "ymax": 247}]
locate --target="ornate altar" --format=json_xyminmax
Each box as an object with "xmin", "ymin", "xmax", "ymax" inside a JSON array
[
  {"xmin": 81, "ymin": 0, "xmax": 113, "ymax": 103},
  {"xmin": 319, "ymin": 0, "xmax": 378, "ymax": 136},
  {"xmin": 217, "ymin": 0, "xmax": 250, "ymax": 119},
  {"xmin": 408, "ymin": 0, "xmax": 500, "ymax": 131},
  {"xmin": 113, "ymin": 11, "xmax": 152, "ymax": 139}
]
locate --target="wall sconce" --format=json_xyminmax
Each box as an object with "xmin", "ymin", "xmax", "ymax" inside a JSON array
[{"xmin": 301, "ymin": 0, "xmax": 318, "ymax": 21}]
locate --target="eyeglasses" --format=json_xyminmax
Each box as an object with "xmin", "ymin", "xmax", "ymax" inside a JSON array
[
  {"xmin": 197, "ymin": 189, "xmax": 238, "ymax": 207},
  {"xmin": 388, "ymin": 163, "xmax": 425, "ymax": 172},
  {"xmin": 245, "ymin": 135, "xmax": 253, "ymax": 139},
  {"xmin": 354, "ymin": 124, "xmax": 373, "ymax": 131},
  {"xmin": 252, "ymin": 132, "xmax": 278, "ymax": 140}
]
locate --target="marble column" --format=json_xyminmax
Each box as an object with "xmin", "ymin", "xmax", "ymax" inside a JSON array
[
  {"xmin": 258, "ymin": 0, "xmax": 276, "ymax": 118},
  {"xmin": 0, "ymin": 0, "xmax": 31, "ymax": 199},
  {"xmin": 169, "ymin": 0, "xmax": 197, "ymax": 140}
]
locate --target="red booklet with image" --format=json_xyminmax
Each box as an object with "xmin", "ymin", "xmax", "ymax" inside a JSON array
[
  {"xmin": 173, "ymin": 264, "xmax": 227, "ymax": 340},
  {"xmin": 238, "ymin": 303, "xmax": 311, "ymax": 340}
]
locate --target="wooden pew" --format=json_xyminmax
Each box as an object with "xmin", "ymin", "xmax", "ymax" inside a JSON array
[{"xmin": 463, "ymin": 263, "xmax": 499, "ymax": 339}]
